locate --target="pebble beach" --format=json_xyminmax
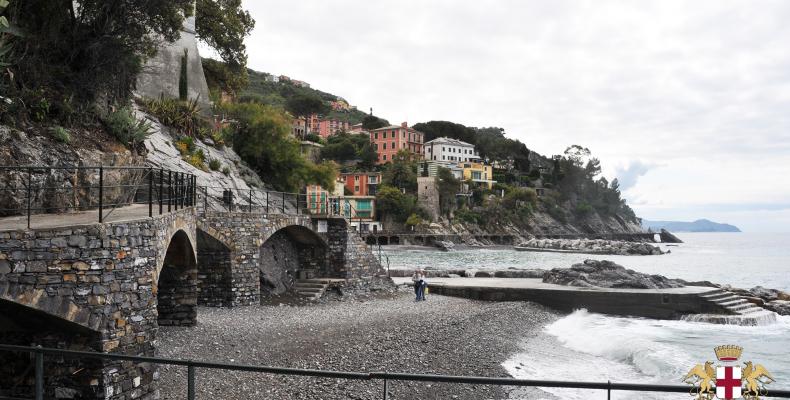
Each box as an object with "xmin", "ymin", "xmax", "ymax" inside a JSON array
[{"xmin": 156, "ymin": 290, "xmax": 558, "ymax": 399}]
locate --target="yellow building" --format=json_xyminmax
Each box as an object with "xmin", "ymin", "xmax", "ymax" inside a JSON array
[{"xmin": 459, "ymin": 162, "xmax": 496, "ymax": 189}]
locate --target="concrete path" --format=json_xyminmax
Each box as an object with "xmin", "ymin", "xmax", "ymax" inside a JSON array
[
  {"xmin": 392, "ymin": 276, "xmax": 713, "ymax": 294},
  {"xmin": 0, "ymin": 204, "xmax": 163, "ymax": 231}
]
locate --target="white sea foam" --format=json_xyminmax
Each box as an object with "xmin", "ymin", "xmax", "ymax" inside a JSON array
[{"xmin": 505, "ymin": 311, "xmax": 790, "ymax": 399}]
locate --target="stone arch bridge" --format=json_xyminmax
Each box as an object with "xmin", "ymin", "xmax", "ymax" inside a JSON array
[{"xmin": 0, "ymin": 205, "xmax": 384, "ymax": 399}]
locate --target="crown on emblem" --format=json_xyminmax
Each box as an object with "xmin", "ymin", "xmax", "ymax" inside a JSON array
[{"xmin": 714, "ymin": 345, "xmax": 743, "ymax": 361}]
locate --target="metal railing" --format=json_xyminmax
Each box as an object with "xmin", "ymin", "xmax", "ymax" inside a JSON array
[
  {"xmin": 1, "ymin": 344, "xmax": 788, "ymax": 400},
  {"xmin": 0, "ymin": 166, "xmax": 196, "ymax": 229},
  {"xmin": 198, "ymin": 185, "xmax": 377, "ymax": 232}
]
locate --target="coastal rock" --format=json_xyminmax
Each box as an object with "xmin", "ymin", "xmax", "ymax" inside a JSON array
[
  {"xmin": 764, "ymin": 300, "xmax": 790, "ymax": 316},
  {"xmin": 748, "ymin": 286, "xmax": 790, "ymax": 302},
  {"xmin": 542, "ymin": 259, "xmax": 685, "ymax": 289},
  {"xmin": 435, "ymin": 241, "xmax": 455, "ymax": 252},
  {"xmin": 516, "ymin": 238, "xmax": 664, "ymax": 256}
]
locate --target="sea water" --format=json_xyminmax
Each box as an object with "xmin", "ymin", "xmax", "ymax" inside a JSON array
[{"xmin": 383, "ymin": 232, "xmax": 790, "ymax": 397}]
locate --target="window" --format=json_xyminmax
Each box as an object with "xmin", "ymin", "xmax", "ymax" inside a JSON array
[
  {"xmin": 382, "ymin": 142, "xmax": 386, "ymax": 150},
  {"xmin": 403, "ymin": 131, "xmax": 406, "ymax": 138},
  {"xmin": 472, "ymin": 171, "xmax": 482, "ymax": 180},
  {"xmin": 355, "ymin": 176, "xmax": 360, "ymax": 181},
  {"xmin": 383, "ymin": 154, "xmax": 387, "ymax": 161},
  {"xmin": 354, "ymin": 185, "xmax": 360, "ymax": 192},
  {"xmin": 374, "ymin": 132, "xmax": 378, "ymax": 139}
]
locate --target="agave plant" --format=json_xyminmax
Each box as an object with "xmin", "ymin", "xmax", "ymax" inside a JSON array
[{"xmin": 0, "ymin": 0, "xmax": 11, "ymax": 68}]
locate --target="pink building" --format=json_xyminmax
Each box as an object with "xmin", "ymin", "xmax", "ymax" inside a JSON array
[
  {"xmin": 318, "ymin": 119, "xmax": 350, "ymax": 138},
  {"xmin": 369, "ymin": 122, "xmax": 425, "ymax": 164}
]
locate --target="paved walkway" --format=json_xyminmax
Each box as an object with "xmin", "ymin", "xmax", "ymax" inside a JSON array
[
  {"xmin": 0, "ymin": 204, "xmax": 168, "ymax": 231},
  {"xmin": 392, "ymin": 276, "xmax": 714, "ymax": 294}
]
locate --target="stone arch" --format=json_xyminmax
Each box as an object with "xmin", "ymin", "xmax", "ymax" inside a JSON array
[
  {"xmin": 196, "ymin": 228, "xmax": 233, "ymax": 307},
  {"xmin": 157, "ymin": 230, "xmax": 198, "ymax": 326},
  {"xmin": 0, "ymin": 298, "xmax": 104, "ymax": 399},
  {"xmin": 258, "ymin": 225, "xmax": 328, "ymax": 297},
  {"xmin": 156, "ymin": 216, "xmax": 197, "ymax": 278}
]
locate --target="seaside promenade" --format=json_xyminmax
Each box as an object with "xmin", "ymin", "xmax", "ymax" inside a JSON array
[{"xmin": 393, "ymin": 277, "xmax": 776, "ymax": 323}]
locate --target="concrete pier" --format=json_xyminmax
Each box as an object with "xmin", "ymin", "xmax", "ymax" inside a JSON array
[{"xmin": 393, "ymin": 277, "xmax": 746, "ymax": 320}]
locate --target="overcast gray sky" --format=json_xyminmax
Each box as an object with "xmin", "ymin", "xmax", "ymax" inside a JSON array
[{"xmin": 234, "ymin": 0, "xmax": 790, "ymax": 232}]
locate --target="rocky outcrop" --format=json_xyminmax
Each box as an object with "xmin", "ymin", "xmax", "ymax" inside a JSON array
[
  {"xmin": 542, "ymin": 259, "xmax": 685, "ymax": 289},
  {"xmin": 764, "ymin": 300, "xmax": 790, "ymax": 316},
  {"xmin": 517, "ymin": 238, "xmax": 665, "ymax": 255},
  {"xmin": 435, "ymin": 240, "xmax": 455, "ymax": 251}
]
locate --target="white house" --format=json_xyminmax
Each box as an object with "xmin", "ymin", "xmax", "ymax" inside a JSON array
[{"xmin": 423, "ymin": 137, "xmax": 480, "ymax": 163}]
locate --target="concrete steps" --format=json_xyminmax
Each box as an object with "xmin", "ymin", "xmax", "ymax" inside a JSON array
[
  {"xmin": 292, "ymin": 279, "xmax": 345, "ymax": 301},
  {"xmin": 692, "ymin": 289, "xmax": 778, "ymax": 325}
]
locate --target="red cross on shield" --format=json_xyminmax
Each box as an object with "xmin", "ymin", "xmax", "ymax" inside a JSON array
[{"xmin": 716, "ymin": 365, "xmax": 742, "ymax": 399}]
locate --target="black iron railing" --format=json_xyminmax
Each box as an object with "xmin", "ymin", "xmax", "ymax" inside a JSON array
[
  {"xmin": 0, "ymin": 166, "xmax": 196, "ymax": 229},
  {"xmin": 1, "ymin": 344, "xmax": 788, "ymax": 400},
  {"xmin": 198, "ymin": 185, "xmax": 378, "ymax": 232}
]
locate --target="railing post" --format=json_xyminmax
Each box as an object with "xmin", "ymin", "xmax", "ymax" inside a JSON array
[
  {"xmin": 249, "ymin": 189, "xmax": 253, "ymax": 213},
  {"xmin": 265, "ymin": 191, "xmax": 269, "ymax": 214},
  {"xmin": 296, "ymin": 193, "xmax": 300, "ymax": 214},
  {"xmin": 168, "ymin": 170, "xmax": 172, "ymax": 212},
  {"xmin": 607, "ymin": 380, "xmax": 611, "ymax": 400},
  {"xmin": 148, "ymin": 167, "xmax": 153, "ymax": 218},
  {"xmin": 187, "ymin": 364, "xmax": 196, "ymax": 400},
  {"xmin": 282, "ymin": 191, "xmax": 285, "ymax": 214},
  {"xmin": 35, "ymin": 347, "xmax": 44, "ymax": 400},
  {"xmin": 98, "ymin": 166, "xmax": 104, "ymax": 223},
  {"xmin": 382, "ymin": 378, "xmax": 388, "ymax": 400},
  {"xmin": 179, "ymin": 173, "xmax": 184, "ymax": 210},
  {"xmin": 159, "ymin": 169, "xmax": 164, "ymax": 215},
  {"xmin": 26, "ymin": 167, "xmax": 32, "ymax": 229},
  {"xmin": 204, "ymin": 186, "xmax": 208, "ymax": 211},
  {"xmin": 192, "ymin": 176, "xmax": 197, "ymax": 206}
]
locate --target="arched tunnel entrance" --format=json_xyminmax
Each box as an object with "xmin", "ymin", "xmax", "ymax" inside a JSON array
[
  {"xmin": 0, "ymin": 300, "xmax": 103, "ymax": 399},
  {"xmin": 259, "ymin": 226, "xmax": 328, "ymax": 297},
  {"xmin": 196, "ymin": 229, "xmax": 232, "ymax": 307},
  {"xmin": 157, "ymin": 230, "xmax": 198, "ymax": 326}
]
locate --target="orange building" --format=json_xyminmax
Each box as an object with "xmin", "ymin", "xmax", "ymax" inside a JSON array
[
  {"xmin": 341, "ymin": 172, "xmax": 381, "ymax": 196},
  {"xmin": 369, "ymin": 122, "xmax": 424, "ymax": 164}
]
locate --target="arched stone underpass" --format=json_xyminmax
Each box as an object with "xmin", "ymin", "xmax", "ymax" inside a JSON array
[
  {"xmin": 196, "ymin": 229, "xmax": 233, "ymax": 307},
  {"xmin": 259, "ymin": 225, "xmax": 328, "ymax": 297},
  {"xmin": 0, "ymin": 299, "xmax": 104, "ymax": 399},
  {"xmin": 157, "ymin": 230, "xmax": 198, "ymax": 326}
]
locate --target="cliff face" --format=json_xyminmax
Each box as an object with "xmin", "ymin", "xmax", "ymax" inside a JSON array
[{"xmin": 0, "ymin": 111, "xmax": 271, "ymax": 216}]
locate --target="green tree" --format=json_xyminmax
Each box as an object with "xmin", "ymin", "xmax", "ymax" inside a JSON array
[
  {"xmin": 320, "ymin": 131, "xmax": 377, "ymax": 169},
  {"xmin": 436, "ymin": 167, "xmax": 460, "ymax": 217},
  {"xmin": 179, "ymin": 49, "xmax": 189, "ymax": 101},
  {"xmin": 362, "ymin": 114, "xmax": 388, "ymax": 130},
  {"xmin": 375, "ymin": 185, "xmax": 416, "ymax": 224},
  {"xmin": 195, "ymin": 0, "xmax": 255, "ymax": 69},
  {"xmin": 222, "ymin": 102, "xmax": 336, "ymax": 191},
  {"xmin": 382, "ymin": 150, "xmax": 418, "ymax": 193},
  {"xmin": 5, "ymin": 0, "xmax": 193, "ymax": 107},
  {"xmin": 285, "ymin": 93, "xmax": 328, "ymax": 137}
]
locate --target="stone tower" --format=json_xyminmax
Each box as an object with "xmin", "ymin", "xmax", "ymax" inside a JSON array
[
  {"xmin": 417, "ymin": 176, "xmax": 440, "ymax": 221},
  {"xmin": 136, "ymin": 5, "xmax": 212, "ymax": 111}
]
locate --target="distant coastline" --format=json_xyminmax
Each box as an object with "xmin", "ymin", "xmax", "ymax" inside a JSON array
[{"xmin": 641, "ymin": 218, "xmax": 741, "ymax": 233}]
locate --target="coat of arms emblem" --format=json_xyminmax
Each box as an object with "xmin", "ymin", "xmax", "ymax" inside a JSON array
[{"xmin": 683, "ymin": 345, "xmax": 775, "ymax": 400}]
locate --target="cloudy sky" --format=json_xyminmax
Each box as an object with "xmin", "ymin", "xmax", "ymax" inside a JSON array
[{"xmin": 234, "ymin": 0, "xmax": 790, "ymax": 232}]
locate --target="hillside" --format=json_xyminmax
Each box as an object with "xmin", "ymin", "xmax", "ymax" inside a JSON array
[
  {"xmin": 240, "ymin": 68, "xmax": 372, "ymax": 124},
  {"xmin": 642, "ymin": 219, "xmax": 741, "ymax": 233}
]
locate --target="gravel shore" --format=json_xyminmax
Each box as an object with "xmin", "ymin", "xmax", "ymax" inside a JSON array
[{"xmin": 157, "ymin": 289, "xmax": 559, "ymax": 399}]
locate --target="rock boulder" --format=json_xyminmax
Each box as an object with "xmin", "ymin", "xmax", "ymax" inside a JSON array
[{"xmin": 542, "ymin": 259, "xmax": 685, "ymax": 289}]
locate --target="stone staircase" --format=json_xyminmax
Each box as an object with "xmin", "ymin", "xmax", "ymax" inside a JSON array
[
  {"xmin": 686, "ymin": 289, "xmax": 778, "ymax": 325},
  {"xmin": 292, "ymin": 278, "xmax": 345, "ymax": 301}
]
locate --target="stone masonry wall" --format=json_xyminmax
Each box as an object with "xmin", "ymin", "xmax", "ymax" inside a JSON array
[{"xmin": 0, "ymin": 208, "xmax": 197, "ymax": 399}]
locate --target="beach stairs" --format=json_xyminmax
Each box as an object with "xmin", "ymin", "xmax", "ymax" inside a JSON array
[
  {"xmin": 292, "ymin": 279, "xmax": 345, "ymax": 301},
  {"xmin": 687, "ymin": 289, "xmax": 778, "ymax": 325}
]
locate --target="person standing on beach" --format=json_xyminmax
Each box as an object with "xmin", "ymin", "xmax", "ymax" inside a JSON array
[
  {"xmin": 411, "ymin": 269, "xmax": 424, "ymax": 301},
  {"xmin": 420, "ymin": 269, "xmax": 428, "ymax": 301}
]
